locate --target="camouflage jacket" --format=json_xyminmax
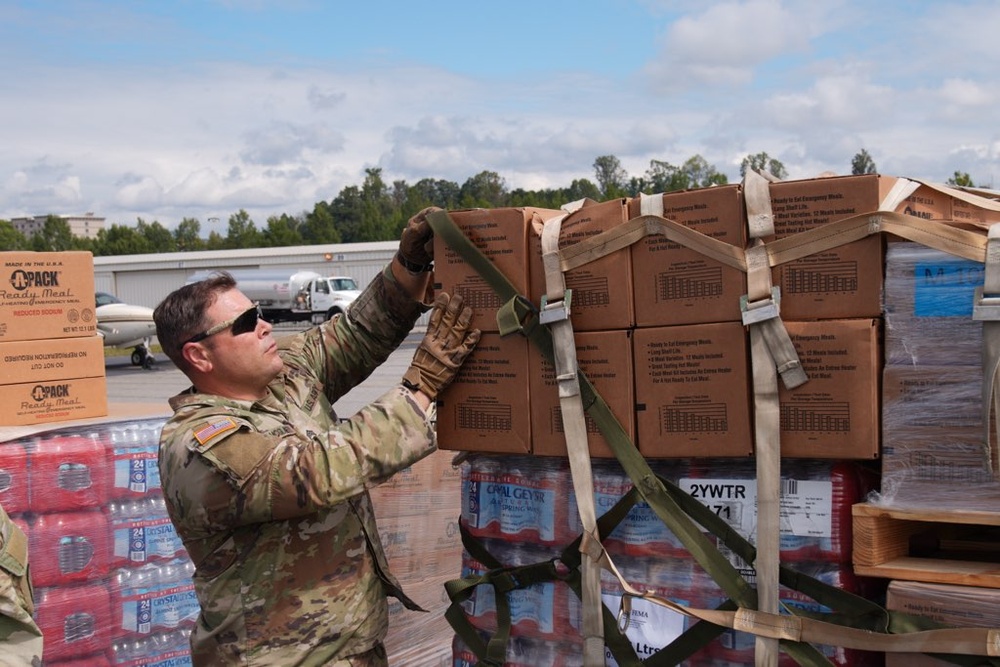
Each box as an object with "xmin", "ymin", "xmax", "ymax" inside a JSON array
[
  {"xmin": 0, "ymin": 503, "xmax": 42, "ymax": 667},
  {"xmin": 159, "ymin": 265, "xmax": 433, "ymax": 666}
]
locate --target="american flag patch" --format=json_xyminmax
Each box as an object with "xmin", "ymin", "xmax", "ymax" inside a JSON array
[{"xmin": 193, "ymin": 417, "xmax": 239, "ymax": 445}]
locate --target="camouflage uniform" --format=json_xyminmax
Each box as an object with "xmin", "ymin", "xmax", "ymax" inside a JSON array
[
  {"xmin": 159, "ymin": 265, "xmax": 432, "ymax": 666},
  {"xmin": 0, "ymin": 503, "xmax": 43, "ymax": 667}
]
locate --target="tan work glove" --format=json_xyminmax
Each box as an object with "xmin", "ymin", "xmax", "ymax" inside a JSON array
[
  {"xmin": 397, "ymin": 206, "xmax": 440, "ymax": 273},
  {"xmin": 402, "ymin": 292, "xmax": 480, "ymax": 400}
]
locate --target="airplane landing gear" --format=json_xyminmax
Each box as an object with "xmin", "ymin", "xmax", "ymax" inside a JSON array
[{"xmin": 131, "ymin": 339, "xmax": 156, "ymax": 370}]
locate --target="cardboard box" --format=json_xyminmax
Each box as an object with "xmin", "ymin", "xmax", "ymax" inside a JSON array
[
  {"xmin": 0, "ymin": 251, "xmax": 96, "ymax": 342},
  {"xmin": 435, "ymin": 333, "xmax": 532, "ymax": 454},
  {"xmin": 0, "ymin": 376, "xmax": 108, "ymax": 426},
  {"xmin": 528, "ymin": 198, "xmax": 633, "ymax": 332},
  {"xmin": 898, "ymin": 180, "xmax": 1000, "ymax": 227},
  {"xmin": 886, "ymin": 581, "xmax": 1000, "ymax": 667},
  {"xmin": 881, "ymin": 364, "xmax": 996, "ymax": 487},
  {"xmin": 529, "ymin": 329, "xmax": 635, "ymax": 457},
  {"xmin": 0, "ymin": 336, "xmax": 106, "ymax": 385},
  {"xmin": 433, "ymin": 207, "xmax": 562, "ymax": 333},
  {"xmin": 629, "ymin": 185, "xmax": 747, "ymax": 327},
  {"xmin": 778, "ymin": 319, "xmax": 881, "ymax": 459},
  {"xmin": 768, "ymin": 175, "xmax": 892, "ymax": 320},
  {"xmin": 633, "ymin": 322, "xmax": 753, "ymax": 458}
]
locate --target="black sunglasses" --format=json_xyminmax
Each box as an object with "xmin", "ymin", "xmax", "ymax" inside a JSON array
[{"xmin": 183, "ymin": 304, "xmax": 264, "ymax": 346}]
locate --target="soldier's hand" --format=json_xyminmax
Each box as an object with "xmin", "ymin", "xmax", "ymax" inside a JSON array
[
  {"xmin": 397, "ymin": 206, "xmax": 440, "ymax": 273},
  {"xmin": 402, "ymin": 292, "xmax": 480, "ymax": 400}
]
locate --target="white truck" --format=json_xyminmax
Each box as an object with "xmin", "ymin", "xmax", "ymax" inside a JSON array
[{"xmin": 186, "ymin": 269, "xmax": 361, "ymax": 324}]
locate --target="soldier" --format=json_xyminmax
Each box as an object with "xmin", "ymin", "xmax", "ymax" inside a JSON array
[
  {"xmin": 152, "ymin": 208, "xmax": 479, "ymax": 666},
  {"xmin": 0, "ymin": 503, "xmax": 43, "ymax": 667}
]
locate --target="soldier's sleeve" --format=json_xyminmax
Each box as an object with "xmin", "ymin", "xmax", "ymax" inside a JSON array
[
  {"xmin": 282, "ymin": 264, "xmax": 428, "ymax": 404},
  {"xmin": 179, "ymin": 388, "xmax": 434, "ymax": 526},
  {"xmin": 0, "ymin": 506, "xmax": 44, "ymax": 665}
]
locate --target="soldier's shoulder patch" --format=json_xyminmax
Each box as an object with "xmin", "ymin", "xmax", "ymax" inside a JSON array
[{"xmin": 192, "ymin": 417, "xmax": 240, "ymax": 446}]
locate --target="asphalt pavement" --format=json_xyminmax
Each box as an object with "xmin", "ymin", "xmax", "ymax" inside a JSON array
[{"xmin": 104, "ymin": 329, "xmax": 424, "ymax": 418}]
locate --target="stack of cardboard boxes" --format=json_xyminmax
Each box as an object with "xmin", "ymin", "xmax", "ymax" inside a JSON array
[
  {"xmin": 433, "ymin": 175, "xmax": 1000, "ymax": 665},
  {"xmin": 0, "ymin": 251, "xmax": 107, "ymax": 426}
]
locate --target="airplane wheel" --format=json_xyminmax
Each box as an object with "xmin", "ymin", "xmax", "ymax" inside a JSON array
[
  {"xmin": 143, "ymin": 355, "xmax": 156, "ymax": 370},
  {"xmin": 131, "ymin": 350, "xmax": 144, "ymax": 366}
]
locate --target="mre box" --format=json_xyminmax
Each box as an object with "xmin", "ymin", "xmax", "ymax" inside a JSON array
[
  {"xmin": 435, "ymin": 333, "xmax": 531, "ymax": 454},
  {"xmin": 0, "ymin": 375, "xmax": 108, "ymax": 426},
  {"xmin": 768, "ymin": 175, "xmax": 891, "ymax": 320},
  {"xmin": 633, "ymin": 322, "xmax": 752, "ymax": 458},
  {"xmin": 529, "ymin": 198, "xmax": 633, "ymax": 332},
  {"xmin": 433, "ymin": 207, "xmax": 562, "ymax": 333},
  {"xmin": 629, "ymin": 184, "xmax": 747, "ymax": 327},
  {"xmin": 529, "ymin": 329, "xmax": 635, "ymax": 457},
  {"xmin": 778, "ymin": 318, "xmax": 881, "ymax": 459},
  {"xmin": 0, "ymin": 251, "xmax": 96, "ymax": 342},
  {"xmin": 0, "ymin": 336, "xmax": 106, "ymax": 385}
]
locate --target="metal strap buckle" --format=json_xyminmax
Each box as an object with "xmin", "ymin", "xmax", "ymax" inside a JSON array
[
  {"xmin": 740, "ymin": 286, "xmax": 781, "ymax": 326},
  {"xmin": 973, "ymin": 286, "xmax": 1000, "ymax": 321},
  {"xmin": 539, "ymin": 289, "xmax": 572, "ymax": 325}
]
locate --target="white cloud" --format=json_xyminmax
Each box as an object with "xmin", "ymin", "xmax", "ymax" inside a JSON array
[{"xmin": 643, "ymin": 0, "xmax": 835, "ymax": 91}]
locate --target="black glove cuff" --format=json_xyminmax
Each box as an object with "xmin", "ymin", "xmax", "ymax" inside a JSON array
[
  {"xmin": 401, "ymin": 376, "xmax": 421, "ymax": 393},
  {"xmin": 395, "ymin": 250, "xmax": 433, "ymax": 274}
]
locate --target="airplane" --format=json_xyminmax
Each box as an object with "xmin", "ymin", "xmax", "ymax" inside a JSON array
[{"xmin": 95, "ymin": 291, "xmax": 158, "ymax": 369}]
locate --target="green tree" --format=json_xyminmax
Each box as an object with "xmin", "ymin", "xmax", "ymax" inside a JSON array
[
  {"xmin": 30, "ymin": 215, "xmax": 77, "ymax": 251},
  {"xmin": 564, "ymin": 178, "xmax": 603, "ymax": 203},
  {"xmin": 263, "ymin": 214, "xmax": 304, "ymax": 247},
  {"xmin": 359, "ymin": 167, "xmax": 395, "ymax": 241},
  {"xmin": 205, "ymin": 230, "xmax": 227, "ymax": 250},
  {"xmin": 329, "ymin": 186, "xmax": 365, "ymax": 243},
  {"xmin": 947, "ymin": 171, "xmax": 976, "ymax": 187},
  {"xmin": 851, "ymin": 149, "xmax": 877, "ymax": 175},
  {"xmin": 174, "ymin": 218, "xmax": 205, "ymax": 252},
  {"xmin": 136, "ymin": 218, "xmax": 176, "ymax": 253},
  {"xmin": 225, "ymin": 209, "xmax": 262, "ymax": 249},
  {"xmin": 92, "ymin": 224, "xmax": 153, "ymax": 256},
  {"xmin": 593, "ymin": 155, "xmax": 629, "ymax": 198},
  {"xmin": 302, "ymin": 202, "xmax": 343, "ymax": 245},
  {"xmin": 0, "ymin": 221, "xmax": 29, "ymax": 250},
  {"xmin": 408, "ymin": 178, "xmax": 461, "ymax": 210},
  {"xmin": 740, "ymin": 152, "xmax": 788, "ymax": 180},
  {"xmin": 459, "ymin": 171, "xmax": 508, "ymax": 208}
]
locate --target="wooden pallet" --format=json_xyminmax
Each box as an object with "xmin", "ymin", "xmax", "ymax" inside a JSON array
[{"xmin": 852, "ymin": 502, "xmax": 1000, "ymax": 588}]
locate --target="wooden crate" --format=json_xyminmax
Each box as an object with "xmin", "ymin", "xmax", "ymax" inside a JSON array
[{"xmin": 852, "ymin": 502, "xmax": 1000, "ymax": 588}]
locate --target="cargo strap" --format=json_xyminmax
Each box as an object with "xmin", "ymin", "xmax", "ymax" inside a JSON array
[
  {"xmin": 973, "ymin": 223, "xmax": 1000, "ymax": 476},
  {"xmin": 429, "ymin": 208, "xmax": 1000, "ymax": 665},
  {"xmin": 539, "ymin": 202, "xmax": 606, "ymax": 667},
  {"xmin": 743, "ymin": 169, "xmax": 791, "ymax": 667}
]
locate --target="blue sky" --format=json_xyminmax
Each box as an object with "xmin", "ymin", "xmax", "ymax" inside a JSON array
[{"xmin": 2, "ymin": 0, "xmax": 998, "ymax": 234}]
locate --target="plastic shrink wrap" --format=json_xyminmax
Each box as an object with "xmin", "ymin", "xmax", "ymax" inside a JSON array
[{"xmin": 877, "ymin": 242, "xmax": 1000, "ymax": 511}]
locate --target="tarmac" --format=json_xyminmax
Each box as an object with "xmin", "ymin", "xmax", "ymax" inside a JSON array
[{"xmin": 104, "ymin": 326, "xmax": 424, "ymax": 418}]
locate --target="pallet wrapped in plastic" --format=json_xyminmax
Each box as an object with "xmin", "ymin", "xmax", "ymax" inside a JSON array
[
  {"xmin": 876, "ymin": 242, "xmax": 1000, "ymax": 511},
  {"xmin": 370, "ymin": 448, "xmax": 466, "ymax": 666}
]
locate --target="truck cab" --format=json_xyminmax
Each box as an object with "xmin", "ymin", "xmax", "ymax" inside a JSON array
[{"xmin": 296, "ymin": 275, "xmax": 361, "ymax": 324}]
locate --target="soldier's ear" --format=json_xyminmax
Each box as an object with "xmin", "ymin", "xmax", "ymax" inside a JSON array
[{"xmin": 183, "ymin": 341, "xmax": 214, "ymax": 373}]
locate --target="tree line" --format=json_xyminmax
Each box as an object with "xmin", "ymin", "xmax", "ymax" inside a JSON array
[{"xmin": 0, "ymin": 149, "xmax": 985, "ymax": 255}]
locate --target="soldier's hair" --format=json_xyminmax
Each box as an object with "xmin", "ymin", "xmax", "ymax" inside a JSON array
[{"xmin": 154, "ymin": 272, "xmax": 238, "ymax": 371}]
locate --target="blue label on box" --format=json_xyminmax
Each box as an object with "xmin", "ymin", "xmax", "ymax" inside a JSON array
[{"xmin": 913, "ymin": 259, "xmax": 984, "ymax": 317}]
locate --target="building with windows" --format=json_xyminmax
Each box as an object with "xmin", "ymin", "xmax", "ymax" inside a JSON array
[{"xmin": 10, "ymin": 212, "xmax": 105, "ymax": 239}]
